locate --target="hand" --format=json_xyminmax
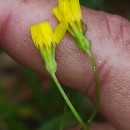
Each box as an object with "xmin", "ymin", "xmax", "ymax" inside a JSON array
[{"xmin": 0, "ymin": 0, "xmax": 130, "ymax": 130}]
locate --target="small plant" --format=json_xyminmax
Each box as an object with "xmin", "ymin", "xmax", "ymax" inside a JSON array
[{"xmin": 30, "ymin": 0, "xmax": 100, "ymax": 129}]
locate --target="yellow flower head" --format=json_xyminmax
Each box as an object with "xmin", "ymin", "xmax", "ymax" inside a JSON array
[
  {"xmin": 53, "ymin": 0, "xmax": 90, "ymax": 51},
  {"xmin": 30, "ymin": 22, "xmax": 66, "ymax": 50},
  {"xmin": 53, "ymin": 0, "xmax": 83, "ymax": 34},
  {"xmin": 30, "ymin": 22, "xmax": 66, "ymax": 74}
]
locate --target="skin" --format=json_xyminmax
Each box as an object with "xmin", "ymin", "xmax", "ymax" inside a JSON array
[{"xmin": 0, "ymin": 0, "xmax": 130, "ymax": 130}]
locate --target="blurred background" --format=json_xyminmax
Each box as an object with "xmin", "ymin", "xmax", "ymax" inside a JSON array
[{"xmin": 0, "ymin": 0, "xmax": 130, "ymax": 130}]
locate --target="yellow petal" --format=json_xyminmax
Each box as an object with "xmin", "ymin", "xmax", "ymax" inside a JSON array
[
  {"xmin": 30, "ymin": 22, "xmax": 53, "ymax": 49},
  {"xmin": 70, "ymin": 0, "xmax": 82, "ymax": 21},
  {"xmin": 58, "ymin": 0, "xmax": 71, "ymax": 26},
  {"xmin": 58, "ymin": 0, "xmax": 62, "ymax": 3},
  {"xmin": 53, "ymin": 23, "xmax": 67, "ymax": 44},
  {"xmin": 52, "ymin": 7, "xmax": 61, "ymax": 22},
  {"xmin": 30, "ymin": 23, "xmax": 42, "ymax": 49},
  {"xmin": 40, "ymin": 22, "xmax": 53, "ymax": 46}
]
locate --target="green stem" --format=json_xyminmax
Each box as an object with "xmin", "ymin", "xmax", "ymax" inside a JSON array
[
  {"xmin": 86, "ymin": 50, "xmax": 100, "ymax": 129},
  {"xmin": 51, "ymin": 73, "xmax": 87, "ymax": 130}
]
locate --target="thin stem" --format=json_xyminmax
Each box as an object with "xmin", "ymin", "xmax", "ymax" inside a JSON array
[
  {"xmin": 86, "ymin": 50, "xmax": 100, "ymax": 129},
  {"xmin": 51, "ymin": 73, "xmax": 87, "ymax": 130}
]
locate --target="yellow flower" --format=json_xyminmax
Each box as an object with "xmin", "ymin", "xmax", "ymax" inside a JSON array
[
  {"xmin": 30, "ymin": 22, "xmax": 66, "ymax": 49},
  {"xmin": 53, "ymin": 0, "xmax": 90, "ymax": 51},
  {"xmin": 53, "ymin": 0, "xmax": 83, "ymax": 35},
  {"xmin": 30, "ymin": 22, "xmax": 66, "ymax": 74},
  {"xmin": 52, "ymin": 1, "xmax": 99, "ymax": 129}
]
